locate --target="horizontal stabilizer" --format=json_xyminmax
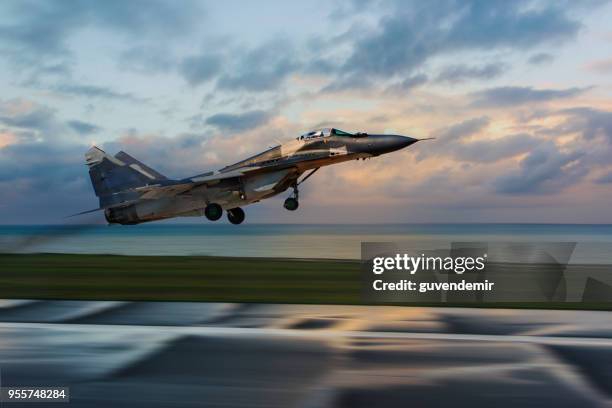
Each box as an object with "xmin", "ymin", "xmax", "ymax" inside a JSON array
[
  {"xmin": 114, "ymin": 151, "xmax": 167, "ymax": 180},
  {"xmin": 65, "ymin": 207, "xmax": 103, "ymax": 218}
]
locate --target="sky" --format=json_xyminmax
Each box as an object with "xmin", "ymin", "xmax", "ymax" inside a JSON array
[{"xmin": 0, "ymin": 0, "xmax": 612, "ymax": 224}]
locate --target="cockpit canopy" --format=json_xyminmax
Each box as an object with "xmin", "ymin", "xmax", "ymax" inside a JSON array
[{"xmin": 297, "ymin": 128, "xmax": 361, "ymax": 141}]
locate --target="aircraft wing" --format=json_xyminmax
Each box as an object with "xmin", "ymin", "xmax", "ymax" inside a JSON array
[
  {"xmin": 133, "ymin": 165, "xmax": 284, "ymax": 200},
  {"xmin": 135, "ymin": 183, "xmax": 196, "ymax": 199},
  {"xmin": 188, "ymin": 167, "xmax": 262, "ymax": 183}
]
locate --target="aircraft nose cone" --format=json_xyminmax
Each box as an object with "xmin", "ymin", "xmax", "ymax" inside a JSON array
[{"xmin": 367, "ymin": 134, "xmax": 418, "ymax": 155}]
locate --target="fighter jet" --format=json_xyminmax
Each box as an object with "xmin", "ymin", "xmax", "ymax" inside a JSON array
[{"xmin": 84, "ymin": 128, "xmax": 423, "ymax": 225}]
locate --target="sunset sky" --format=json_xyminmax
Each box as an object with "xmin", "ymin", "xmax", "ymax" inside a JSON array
[{"xmin": 1, "ymin": 0, "xmax": 612, "ymax": 223}]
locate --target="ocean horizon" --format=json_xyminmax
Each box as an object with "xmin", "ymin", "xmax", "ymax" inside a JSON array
[{"xmin": 2, "ymin": 223, "xmax": 612, "ymax": 263}]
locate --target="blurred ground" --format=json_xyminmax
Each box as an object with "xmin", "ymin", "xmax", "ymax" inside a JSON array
[
  {"xmin": 1, "ymin": 254, "xmax": 610, "ymax": 308},
  {"xmin": 0, "ymin": 300, "xmax": 611, "ymax": 407}
]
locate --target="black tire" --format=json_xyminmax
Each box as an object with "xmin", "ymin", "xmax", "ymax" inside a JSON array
[
  {"xmin": 227, "ymin": 207, "xmax": 245, "ymax": 225},
  {"xmin": 284, "ymin": 197, "xmax": 299, "ymax": 211},
  {"xmin": 204, "ymin": 203, "xmax": 223, "ymax": 221}
]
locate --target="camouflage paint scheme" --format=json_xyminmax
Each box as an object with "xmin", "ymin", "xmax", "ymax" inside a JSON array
[{"xmin": 85, "ymin": 128, "xmax": 419, "ymax": 224}]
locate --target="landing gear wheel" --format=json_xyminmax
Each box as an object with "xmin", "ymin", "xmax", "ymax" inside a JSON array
[
  {"xmin": 204, "ymin": 203, "xmax": 223, "ymax": 221},
  {"xmin": 227, "ymin": 207, "xmax": 245, "ymax": 225},
  {"xmin": 284, "ymin": 197, "xmax": 299, "ymax": 211}
]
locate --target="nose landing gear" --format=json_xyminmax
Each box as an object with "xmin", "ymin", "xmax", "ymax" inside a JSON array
[
  {"xmin": 284, "ymin": 182, "xmax": 299, "ymax": 211},
  {"xmin": 283, "ymin": 168, "xmax": 320, "ymax": 211},
  {"xmin": 284, "ymin": 197, "xmax": 299, "ymax": 211}
]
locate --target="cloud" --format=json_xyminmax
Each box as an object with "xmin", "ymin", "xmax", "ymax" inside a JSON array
[
  {"xmin": 385, "ymin": 74, "xmax": 428, "ymax": 94},
  {"xmin": 0, "ymin": 101, "xmax": 56, "ymax": 133},
  {"xmin": 329, "ymin": 0, "xmax": 583, "ymax": 86},
  {"xmin": 470, "ymin": 86, "xmax": 587, "ymax": 107},
  {"xmin": 0, "ymin": 0, "xmax": 204, "ymax": 58},
  {"xmin": 205, "ymin": 110, "xmax": 273, "ymax": 132},
  {"xmin": 0, "ymin": 98, "xmax": 99, "ymax": 141},
  {"xmin": 456, "ymin": 134, "xmax": 540, "ymax": 163},
  {"xmin": 180, "ymin": 54, "xmax": 222, "ymax": 86},
  {"xmin": 119, "ymin": 46, "xmax": 175, "ymax": 74},
  {"xmin": 322, "ymin": 75, "xmax": 374, "ymax": 93},
  {"xmin": 48, "ymin": 82, "xmax": 146, "ymax": 102},
  {"xmin": 433, "ymin": 116, "xmax": 490, "ymax": 141},
  {"xmin": 528, "ymin": 52, "xmax": 555, "ymax": 65},
  {"xmin": 435, "ymin": 63, "xmax": 507, "ymax": 84},
  {"xmin": 595, "ymin": 171, "xmax": 612, "ymax": 184},
  {"xmin": 0, "ymin": 130, "xmax": 18, "ymax": 148},
  {"xmin": 0, "ymin": 141, "xmax": 85, "ymax": 185},
  {"xmin": 544, "ymin": 107, "xmax": 612, "ymax": 144},
  {"xmin": 0, "ymin": 138, "xmax": 96, "ymax": 222},
  {"xmin": 493, "ymin": 142, "xmax": 587, "ymax": 194},
  {"xmin": 216, "ymin": 40, "xmax": 298, "ymax": 92},
  {"xmin": 67, "ymin": 120, "xmax": 101, "ymax": 135},
  {"xmin": 0, "ymin": 100, "xmax": 97, "ymax": 218},
  {"xmin": 21, "ymin": 74, "xmax": 146, "ymax": 102},
  {"xmin": 585, "ymin": 58, "xmax": 612, "ymax": 74},
  {"xmin": 0, "ymin": 0, "xmax": 206, "ymax": 95},
  {"xmin": 424, "ymin": 117, "xmax": 539, "ymax": 163}
]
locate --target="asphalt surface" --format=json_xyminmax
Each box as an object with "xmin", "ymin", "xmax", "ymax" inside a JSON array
[{"xmin": 0, "ymin": 300, "xmax": 611, "ymax": 407}]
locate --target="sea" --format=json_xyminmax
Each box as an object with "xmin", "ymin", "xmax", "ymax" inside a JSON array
[{"xmin": 1, "ymin": 224, "xmax": 612, "ymax": 264}]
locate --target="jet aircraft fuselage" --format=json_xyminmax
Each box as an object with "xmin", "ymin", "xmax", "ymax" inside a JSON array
[{"xmin": 85, "ymin": 128, "xmax": 420, "ymax": 225}]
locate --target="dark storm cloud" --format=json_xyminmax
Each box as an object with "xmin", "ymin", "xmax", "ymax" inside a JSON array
[
  {"xmin": 493, "ymin": 142, "xmax": 587, "ymax": 194},
  {"xmin": 205, "ymin": 110, "xmax": 273, "ymax": 132},
  {"xmin": 67, "ymin": 120, "xmax": 101, "ymax": 135},
  {"xmin": 528, "ymin": 52, "xmax": 555, "ymax": 65},
  {"xmin": 326, "ymin": 0, "xmax": 583, "ymax": 87},
  {"xmin": 180, "ymin": 54, "xmax": 222, "ymax": 86},
  {"xmin": 435, "ymin": 63, "xmax": 507, "ymax": 84},
  {"xmin": 469, "ymin": 86, "xmax": 587, "ymax": 107}
]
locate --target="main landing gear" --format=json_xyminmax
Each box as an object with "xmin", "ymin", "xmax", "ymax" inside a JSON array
[
  {"xmin": 204, "ymin": 203, "xmax": 245, "ymax": 224},
  {"xmin": 204, "ymin": 203, "xmax": 223, "ymax": 221},
  {"xmin": 227, "ymin": 207, "xmax": 245, "ymax": 224}
]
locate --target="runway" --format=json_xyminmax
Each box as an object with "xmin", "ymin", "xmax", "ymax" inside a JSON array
[{"xmin": 0, "ymin": 300, "xmax": 611, "ymax": 407}]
